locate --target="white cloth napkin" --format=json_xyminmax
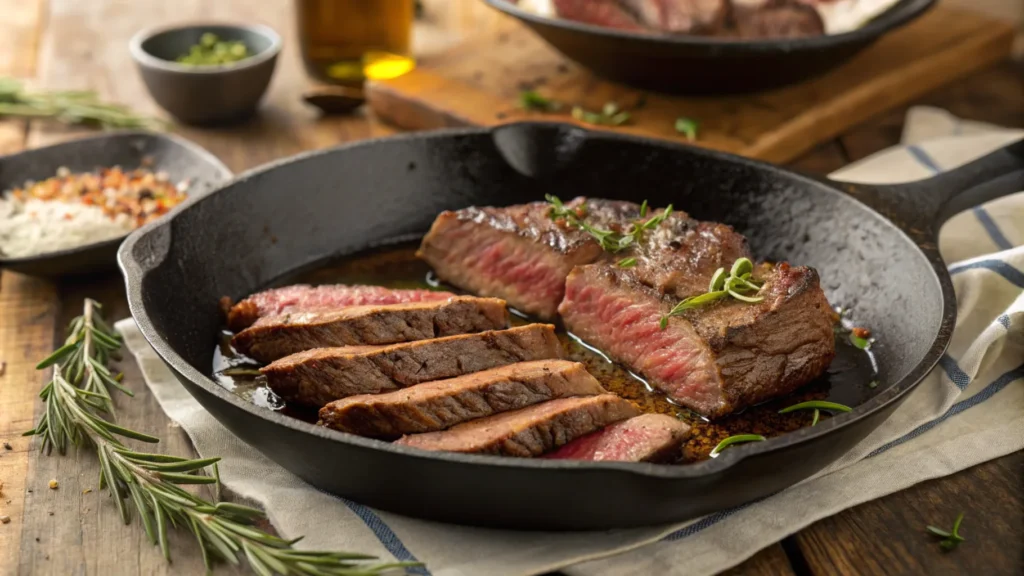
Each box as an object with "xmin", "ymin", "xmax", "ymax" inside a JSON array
[{"xmin": 116, "ymin": 106, "xmax": 1024, "ymax": 576}]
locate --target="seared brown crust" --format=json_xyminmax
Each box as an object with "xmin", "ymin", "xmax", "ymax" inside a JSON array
[
  {"xmin": 262, "ymin": 324, "xmax": 564, "ymax": 407},
  {"xmin": 394, "ymin": 394, "xmax": 641, "ymax": 456},
  {"xmin": 318, "ymin": 359, "xmax": 604, "ymax": 438},
  {"xmin": 231, "ymin": 296, "xmax": 509, "ymax": 363}
]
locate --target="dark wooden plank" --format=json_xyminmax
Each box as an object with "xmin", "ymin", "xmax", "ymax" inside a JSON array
[
  {"xmin": 794, "ymin": 453, "xmax": 1024, "ymax": 575},
  {"xmin": 840, "ymin": 59, "xmax": 1024, "ymax": 161},
  {"xmin": 722, "ymin": 544, "xmax": 798, "ymax": 576}
]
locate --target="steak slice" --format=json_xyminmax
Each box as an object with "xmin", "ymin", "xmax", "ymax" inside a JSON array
[
  {"xmin": 394, "ymin": 394, "xmax": 641, "ymax": 456},
  {"xmin": 417, "ymin": 198, "xmax": 747, "ymax": 318},
  {"xmin": 263, "ymin": 324, "xmax": 564, "ymax": 407},
  {"xmin": 232, "ymin": 296, "xmax": 509, "ymax": 363},
  {"xmin": 543, "ymin": 413, "xmax": 691, "ymax": 462},
  {"xmin": 319, "ymin": 359, "xmax": 605, "ymax": 437},
  {"xmin": 417, "ymin": 199, "xmax": 633, "ymax": 319},
  {"xmin": 559, "ymin": 262, "xmax": 835, "ymax": 418},
  {"xmin": 225, "ymin": 284, "xmax": 456, "ymax": 331}
]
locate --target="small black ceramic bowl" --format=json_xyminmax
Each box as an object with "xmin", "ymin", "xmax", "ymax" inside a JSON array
[{"xmin": 130, "ymin": 23, "xmax": 281, "ymax": 125}]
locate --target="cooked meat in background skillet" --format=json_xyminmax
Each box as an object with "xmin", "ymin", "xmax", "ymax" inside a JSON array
[
  {"xmin": 517, "ymin": 0, "xmax": 899, "ymax": 37},
  {"xmin": 231, "ymin": 296, "xmax": 509, "ymax": 362},
  {"xmin": 395, "ymin": 394, "xmax": 642, "ymax": 456},
  {"xmin": 224, "ymin": 284, "xmax": 456, "ymax": 331},
  {"xmin": 262, "ymin": 324, "xmax": 564, "ymax": 407},
  {"xmin": 319, "ymin": 359, "xmax": 606, "ymax": 438},
  {"xmin": 544, "ymin": 413, "xmax": 691, "ymax": 462}
]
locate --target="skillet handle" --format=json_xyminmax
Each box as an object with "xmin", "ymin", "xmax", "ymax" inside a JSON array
[{"xmin": 830, "ymin": 139, "xmax": 1024, "ymax": 246}]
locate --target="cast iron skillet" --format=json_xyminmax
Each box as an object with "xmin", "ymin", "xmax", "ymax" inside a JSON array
[
  {"xmin": 0, "ymin": 132, "xmax": 231, "ymax": 277},
  {"xmin": 119, "ymin": 124, "xmax": 1023, "ymax": 529},
  {"xmin": 481, "ymin": 0, "xmax": 935, "ymax": 93}
]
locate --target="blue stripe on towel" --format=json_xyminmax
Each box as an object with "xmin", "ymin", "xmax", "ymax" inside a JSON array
[
  {"xmin": 907, "ymin": 145, "xmax": 942, "ymax": 173},
  {"xmin": 662, "ymin": 361, "xmax": 1024, "ymax": 542},
  {"xmin": 998, "ymin": 314, "xmax": 1011, "ymax": 329},
  {"xmin": 867, "ymin": 362, "xmax": 1024, "ymax": 457},
  {"xmin": 342, "ymin": 499, "xmax": 431, "ymax": 575},
  {"xmin": 939, "ymin": 354, "xmax": 972, "ymax": 390},
  {"xmin": 972, "ymin": 207, "xmax": 1014, "ymax": 251},
  {"xmin": 950, "ymin": 260, "xmax": 1024, "ymax": 287}
]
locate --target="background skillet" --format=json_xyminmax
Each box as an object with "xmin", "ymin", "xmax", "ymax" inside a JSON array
[{"xmin": 120, "ymin": 124, "xmax": 1023, "ymax": 529}]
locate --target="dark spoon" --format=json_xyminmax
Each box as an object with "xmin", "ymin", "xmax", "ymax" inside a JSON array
[{"xmin": 302, "ymin": 86, "xmax": 366, "ymax": 115}]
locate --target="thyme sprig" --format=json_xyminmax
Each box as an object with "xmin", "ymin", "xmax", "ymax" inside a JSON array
[
  {"xmin": 545, "ymin": 195, "xmax": 673, "ymax": 254},
  {"xmin": 927, "ymin": 513, "xmax": 966, "ymax": 550},
  {"xmin": 660, "ymin": 257, "xmax": 764, "ymax": 329},
  {"xmin": 25, "ymin": 300, "xmax": 418, "ymax": 575}
]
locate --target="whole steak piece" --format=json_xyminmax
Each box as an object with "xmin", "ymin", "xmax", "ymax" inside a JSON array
[
  {"xmin": 319, "ymin": 359, "xmax": 605, "ymax": 438},
  {"xmin": 262, "ymin": 324, "xmax": 564, "ymax": 407},
  {"xmin": 544, "ymin": 413, "xmax": 691, "ymax": 462},
  {"xmin": 394, "ymin": 394, "xmax": 641, "ymax": 456},
  {"xmin": 231, "ymin": 296, "xmax": 509, "ymax": 363},
  {"xmin": 225, "ymin": 284, "xmax": 456, "ymax": 332},
  {"xmin": 559, "ymin": 262, "xmax": 836, "ymax": 418}
]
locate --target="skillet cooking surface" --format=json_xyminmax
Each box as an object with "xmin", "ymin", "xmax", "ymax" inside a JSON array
[{"xmin": 120, "ymin": 124, "xmax": 1023, "ymax": 528}]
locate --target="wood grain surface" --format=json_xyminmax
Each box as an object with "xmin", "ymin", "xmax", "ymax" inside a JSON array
[
  {"xmin": 366, "ymin": 5, "xmax": 1016, "ymax": 163},
  {"xmin": 0, "ymin": 0, "xmax": 1021, "ymax": 574}
]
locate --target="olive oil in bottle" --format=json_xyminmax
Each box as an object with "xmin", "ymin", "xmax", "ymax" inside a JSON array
[{"xmin": 296, "ymin": 0, "xmax": 415, "ymax": 85}]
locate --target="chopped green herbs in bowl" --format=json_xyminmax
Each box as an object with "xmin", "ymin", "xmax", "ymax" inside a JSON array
[{"xmin": 177, "ymin": 33, "xmax": 251, "ymax": 66}]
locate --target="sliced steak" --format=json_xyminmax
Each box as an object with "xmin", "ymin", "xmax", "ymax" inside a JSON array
[
  {"xmin": 262, "ymin": 324, "xmax": 564, "ymax": 407},
  {"xmin": 543, "ymin": 413, "xmax": 691, "ymax": 462},
  {"xmin": 417, "ymin": 198, "xmax": 633, "ymax": 319},
  {"xmin": 553, "ymin": 0, "xmax": 648, "ymax": 31},
  {"xmin": 232, "ymin": 296, "xmax": 508, "ymax": 363},
  {"xmin": 319, "ymin": 359, "xmax": 605, "ymax": 437},
  {"xmin": 417, "ymin": 198, "xmax": 746, "ymax": 318},
  {"xmin": 732, "ymin": 1, "xmax": 824, "ymax": 38},
  {"xmin": 395, "ymin": 394, "xmax": 640, "ymax": 456},
  {"xmin": 559, "ymin": 262, "xmax": 835, "ymax": 418},
  {"xmin": 225, "ymin": 284, "xmax": 455, "ymax": 332}
]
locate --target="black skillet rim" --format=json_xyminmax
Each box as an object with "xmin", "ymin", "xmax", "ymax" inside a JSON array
[
  {"xmin": 0, "ymin": 130, "xmax": 233, "ymax": 266},
  {"xmin": 119, "ymin": 123, "xmax": 953, "ymax": 479},
  {"xmin": 481, "ymin": 0, "xmax": 936, "ymax": 51}
]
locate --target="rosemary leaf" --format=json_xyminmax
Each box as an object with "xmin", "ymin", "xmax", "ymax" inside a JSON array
[
  {"xmin": 778, "ymin": 400, "xmax": 853, "ymax": 415},
  {"xmin": 0, "ymin": 77, "xmax": 165, "ymax": 130},
  {"xmin": 23, "ymin": 299, "xmax": 419, "ymax": 575},
  {"xmin": 519, "ymin": 90, "xmax": 561, "ymax": 112},
  {"xmin": 675, "ymin": 117, "xmax": 699, "ymax": 141},
  {"xmin": 660, "ymin": 257, "xmax": 764, "ymax": 329}
]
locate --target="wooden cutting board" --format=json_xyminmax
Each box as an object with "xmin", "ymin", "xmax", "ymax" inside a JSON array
[{"xmin": 367, "ymin": 6, "xmax": 1015, "ymax": 163}]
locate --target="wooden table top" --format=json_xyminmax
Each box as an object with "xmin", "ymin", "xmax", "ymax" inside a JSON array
[{"xmin": 0, "ymin": 1, "xmax": 1021, "ymax": 574}]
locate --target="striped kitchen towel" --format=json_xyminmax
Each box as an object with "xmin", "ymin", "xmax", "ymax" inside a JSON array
[{"xmin": 117, "ymin": 106, "xmax": 1024, "ymax": 576}]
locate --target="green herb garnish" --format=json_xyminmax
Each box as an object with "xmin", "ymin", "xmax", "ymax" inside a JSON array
[
  {"xmin": 0, "ymin": 77, "xmax": 165, "ymax": 131},
  {"xmin": 25, "ymin": 300, "xmax": 417, "ymax": 575},
  {"xmin": 927, "ymin": 513, "xmax": 966, "ymax": 550},
  {"xmin": 572, "ymin": 102, "xmax": 630, "ymax": 126},
  {"xmin": 519, "ymin": 90, "xmax": 561, "ymax": 112},
  {"xmin": 660, "ymin": 257, "xmax": 764, "ymax": 329},
  {"xmin": 177, "ymin": 33, "xmax": 251, "ymax": 66},
  {"xmin": 849, "ymin": 332, "xmax": 872, "ymax": 350},
  {"xmin": 868, "ymin": 380, "xmax": 879, "ymax": 389},
  {"xmin": 675, "ymin": 117, "xmax": 698, "ymax": 141},
  {"xmin": 709, "ymin": 434, "xmax": 766, "ymax": 457},
  {"xmin": 617, "ymin": 257, "xmax": 637, "ymax": 268},
  {"xmin": 545, "ymin": 194, "xmax": 673, "ymax": 254},
  {"xmin": 779, "ymin": 400, "xmax": 853, "ymax": 427}
]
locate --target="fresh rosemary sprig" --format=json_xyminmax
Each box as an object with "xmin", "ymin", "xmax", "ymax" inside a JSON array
[
  {"xmin": 779, "ymin": 400, "xmax": 852, "ymax": 427},
  {"xmin": 927, "ymin": 512, "xmax": 966, "ymax": 550},
  {"xmin": 660, "ymin": 257, "xmax": 764, "ymax": 329},
  {"xmin": 25, "ymin": 300, "xmax": 417, "ymax": 575},
  {"xmin": 709, "ymin": 434, "xmax": 766, "ymax": 457},
  {"xmin": 0, "ymin": 77, "xmax": 165, "ymax": 131},
  {"xmin": 545, "ymin": 195, "xmax": 673, "ymax": 254}
]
